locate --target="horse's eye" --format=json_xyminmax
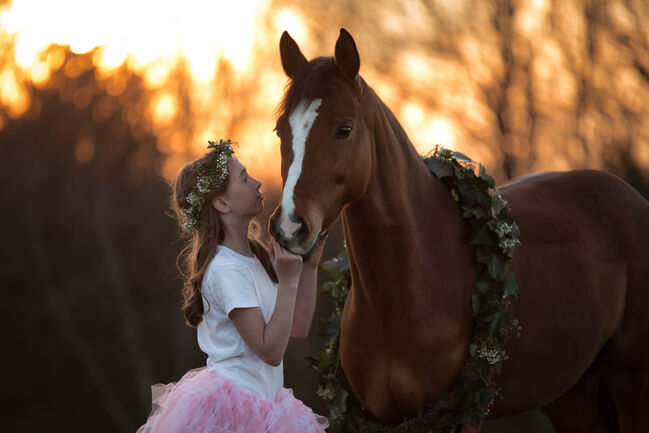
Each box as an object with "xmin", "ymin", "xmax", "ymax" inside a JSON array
[{"xmin": 335, "ymin": 125, "xmax": 352, "ymax": 139}]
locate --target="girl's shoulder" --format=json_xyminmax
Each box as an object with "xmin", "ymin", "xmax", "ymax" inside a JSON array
[
  {"xmin": 206, "ymin": 247, "xmax": 260, "ymax": 282},
  {"xmin": 205, "ymin": 258, "xmax": 245, "ymax": 283},
  {"xmin": 203, "ymin": 258, "xmax": 255, "ymax": 297},
  {"xmin": 209, "ymin": 245, "xmax": 253, "ymax": 269}
]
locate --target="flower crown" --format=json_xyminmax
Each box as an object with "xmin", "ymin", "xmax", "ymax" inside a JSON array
[{"xmin": 180, "ymin": 139, "xmax": 236, "ymax": 232}]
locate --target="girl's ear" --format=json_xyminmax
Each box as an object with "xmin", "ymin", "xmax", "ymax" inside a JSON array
[{"xmin": 212, "ymin": 196, "xmax": 230, "ymax": 213}]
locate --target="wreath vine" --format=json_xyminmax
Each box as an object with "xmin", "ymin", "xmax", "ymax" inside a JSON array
[{"xmin": 308, "ymin": 145, "xmax": 523, "ymax": 433}]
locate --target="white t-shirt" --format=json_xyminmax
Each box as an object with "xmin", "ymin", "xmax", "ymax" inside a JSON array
[{"xmin": 197, "ymin": 245, "xmax": 283, "ymax": 401}]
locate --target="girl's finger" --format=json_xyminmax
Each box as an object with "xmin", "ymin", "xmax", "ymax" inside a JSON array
[{"xmin": 268, "ymin": 241, "xmax": 275, "ymax": 262}]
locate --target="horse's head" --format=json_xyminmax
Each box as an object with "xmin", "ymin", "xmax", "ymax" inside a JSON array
[{"xmin": 269, "ymin": 28, "xmax": 373, "ymax": 258}]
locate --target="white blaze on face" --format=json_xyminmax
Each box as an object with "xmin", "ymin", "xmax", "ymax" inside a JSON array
[{"xmin": 279, "ymin": 98, "xmax": 323, "ymax": 238}]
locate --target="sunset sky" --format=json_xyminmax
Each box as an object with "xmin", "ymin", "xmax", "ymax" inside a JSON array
[
  {"xmin": 0, "ymin": 0, "xmax": 465, "ymax": 185},
  {"xmin": 1, "ymin": 0, "xmax": 647, "ymax": 185}
]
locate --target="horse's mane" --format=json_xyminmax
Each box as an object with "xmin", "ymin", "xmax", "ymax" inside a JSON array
[{"xmin": 276, "ymin": 56, "xmax": 340, "ymax": 120}]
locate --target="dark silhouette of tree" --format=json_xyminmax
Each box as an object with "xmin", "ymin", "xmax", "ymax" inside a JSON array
[
  {"xmin": 1, "ymin": 49, "xmax": 193, "ymax": 431},
  {"xmin": 0, "ymin": 44, "xmax": 332, "ymax": 431}
]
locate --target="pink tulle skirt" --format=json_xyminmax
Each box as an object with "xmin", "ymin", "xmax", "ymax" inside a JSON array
[{"xmin": 136, "ymin": 366, "xmax": 329, "ymax": 433}]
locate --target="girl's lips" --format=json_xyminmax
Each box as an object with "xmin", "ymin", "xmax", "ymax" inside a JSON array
[{"xmin": 258, "ymin": 193, "xmax": 264, "ymax": 201}]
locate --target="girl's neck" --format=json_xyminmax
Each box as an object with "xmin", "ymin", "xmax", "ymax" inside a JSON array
[{"xmin": 220, "ymin": 216, "xmax": 254, "ymax": 258}]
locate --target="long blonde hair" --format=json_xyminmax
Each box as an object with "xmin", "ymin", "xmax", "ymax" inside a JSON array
[{"xmin": 168, "ymin": 152, "xmax": 277, "ymax": 328}]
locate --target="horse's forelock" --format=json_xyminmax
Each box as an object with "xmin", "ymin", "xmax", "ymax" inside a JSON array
[{"xmin": 276, "ymin": 57, "xmax": 339, "ymax": 120}]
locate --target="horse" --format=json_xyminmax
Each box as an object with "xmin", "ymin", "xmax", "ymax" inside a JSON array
[{"xmin": 268, "ymin": 28, "xmax": 649, "ymax": 432}]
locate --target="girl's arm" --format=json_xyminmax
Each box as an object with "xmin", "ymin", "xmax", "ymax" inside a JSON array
[
  {"xmin": 229, "ymin": 281, "xmax": 298, "ymax": 366},
  {"xmin": 229, "ymin": 242, "xmax": 302, "ymax": 367},
  {"xmin": 290, "ymin": 265, "xmax": 318, "ymax": 338},
  {"xmin": 291, "ymin": 235, "xmax": 328, "ymax": 338}
]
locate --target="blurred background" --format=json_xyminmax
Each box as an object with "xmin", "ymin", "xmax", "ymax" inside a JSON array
[{"xmin": 1, "ymin": 0, "xmax": 648, "ymax": 431}]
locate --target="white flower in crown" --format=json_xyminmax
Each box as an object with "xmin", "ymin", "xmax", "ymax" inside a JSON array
[{"xmin": 179, "ymin": 139, "xmax": 236, "ymax": 232}]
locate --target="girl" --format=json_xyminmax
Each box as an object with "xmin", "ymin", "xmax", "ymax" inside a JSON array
[{"xmin": 137, "ymin": 139, "xmax": 330, "ymax": 433}]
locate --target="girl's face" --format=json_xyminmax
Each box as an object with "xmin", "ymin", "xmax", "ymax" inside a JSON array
[{"xmin": 218, "ymin": 157, "xmax": 264, "ymax": 217}]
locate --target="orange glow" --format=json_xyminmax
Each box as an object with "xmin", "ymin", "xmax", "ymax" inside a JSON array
[
  {"xmin": 0, "ymin": 69, "xmax": 30, "ymax": 118},
  {"xmin": 75, "ymin": 136, "xmax": 95, "ymax": 164},
  {"xmin": 3, "ymin": 0, "xmax": 644, "ymax": 187},
  {"xmin": 29, "ymin": 60, "xmax": 49, "ymax": 85},
  {"xmin": 0, "ymin": 0, "xmax": 474, "ymax": 185},
  {"xmin": 275, "ymin": 7, "xmax": 307, "ymax": 43},
  {"xmin": 150, "ymin": 92, "xmax": 178, "ymax": 125}
]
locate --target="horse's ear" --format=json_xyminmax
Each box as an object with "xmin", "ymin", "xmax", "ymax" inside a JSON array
[
  {"xmin": 334, "ymin": 28, "xmax": 360, "ymax": 81},
  {"xmin": 279, "ymin": 31, "xmax": 308, "ymax": 79}
]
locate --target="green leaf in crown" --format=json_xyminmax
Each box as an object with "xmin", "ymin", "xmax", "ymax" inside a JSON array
[{"xmin": 311, "ymin": 144, "xmax": 522, "ymax": 432}]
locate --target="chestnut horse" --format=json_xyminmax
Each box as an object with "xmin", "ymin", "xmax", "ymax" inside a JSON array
[{"xmin": 269, "ymin": 28, "xmax": 649, "ymax": 432}]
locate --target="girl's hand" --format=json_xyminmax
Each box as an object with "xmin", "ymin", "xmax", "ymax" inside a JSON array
[
  {"xmin": 304, "ymin": 231, "xmax": 329, "ymax": 268},
  {"xmin": 268, "ymin": 241, "xmax": 303, "ymax": 288}
]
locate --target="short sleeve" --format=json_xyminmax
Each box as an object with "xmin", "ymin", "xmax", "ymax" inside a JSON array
[{"xmin": 204, "ymin": 265, "xmax": 261, "ymax": 315}]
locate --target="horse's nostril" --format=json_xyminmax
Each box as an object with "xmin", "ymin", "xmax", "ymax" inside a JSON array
[{"xmin": 295, "ymin": 215, "xmax": 309, "ymax": 241}]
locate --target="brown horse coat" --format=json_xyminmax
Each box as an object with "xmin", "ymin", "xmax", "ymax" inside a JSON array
[{"xmin": 271, "ymin": 29, "xmax": 649, "ymax": 432}]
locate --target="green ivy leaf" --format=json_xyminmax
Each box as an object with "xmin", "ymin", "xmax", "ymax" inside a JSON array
[
  {"xmin": 511, "ymin": 221, "xmax": 521, "ymax": 241},
  {"xmin": 425, "ymin": 158, "xmax": 454, "ymax": 179},
  {"xmin": 322, "ymin": 281, "xmax": 335, "ymax": 294},
  {"xmin": 478, "ymin": 164, "xmax": 496, "ymax": 188},
  {"xmin": 321, "ymin": 251, "xmax": 350, "ymax": 277},
  {"xmin": 503, "ymin": 273, "xmax": 519, "ymax": 298},
  {"xmin": 488, "ymin": 311, "xmax": 504, "ymax": 337},
  {"xmin": 499, "ymin": 309, "xmax": 513, "ymax": 329},
  {"xmin": 475, "ymin": 276, "xmax": 492, "ymax": 294},
  {"xmin": 321, "ymin": 260, "xmax": 341, "ymax": 278},
  {"xmin": 475, "ymin": 247, "xmax": 491, "ymax": 264},
  {"xmin": 471, "ymin": 207, "xmax": 489, "ymax": 219},
  {"xmin": 450, "ymin": 150, "xmax": 474, "ymax": 163},
  {"xmin": 453, "ymin": 164, "xmax": 468, "ymax": 179},
  {"xmin": 332, "ymin": 388, "xmax": 349, "ymax": 413},
  {"xmin": 464, "ymin": 187, "xmax": 488, "ymax": 207},
  {"xmin": 487, "ymin": 254, "xmax": 505, "ymax": 279},
  {"xmin": 469, "ymin": 222, "xmax": 495, "ymax": 247},
  {"xmin": 490, "ymin": 194, "xmax": 507, "ymax": 217},
  {"xmin": 476, "ymin": 308, "xmax": 500, "ymax": 327},
  {"xmin": 319, "ymin": 314, "xmax": 341, "ymax": 340},
  {"xmin": 317, "ymin": 351, "xmax": 332, "ymax": 373},
  {"xmin": 332, "ymin": 280, "xmax": 347, "ymax": 299},
  {"xmin": 473, "ymin": 387, "xmax": 495, "ymax": 405},
  {"xmin": 471, "ymin": 294, "xmax": 482, "ymax": 317}
]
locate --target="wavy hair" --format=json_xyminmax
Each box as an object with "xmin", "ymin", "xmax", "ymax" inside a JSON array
[{"xmin": 168, "ymin": 151, "xmax": 278, "ymax": 328}]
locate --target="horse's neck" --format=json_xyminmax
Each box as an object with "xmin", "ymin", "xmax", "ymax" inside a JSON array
[{"xmin": 341, "ymin": 86, "xmax": 473, "ymax": 314}]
